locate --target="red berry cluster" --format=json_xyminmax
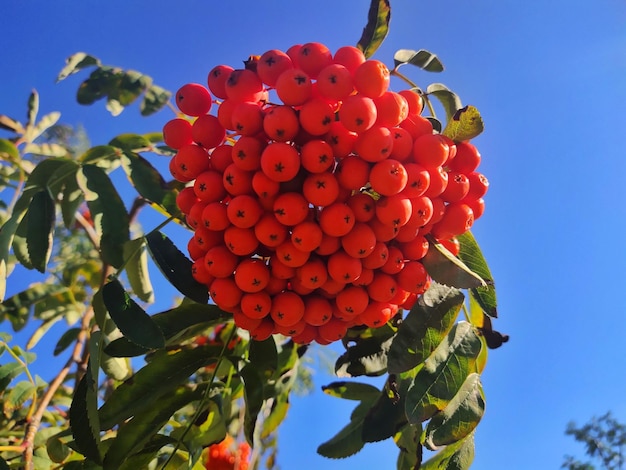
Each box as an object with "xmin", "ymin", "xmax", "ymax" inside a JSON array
[
  {"xmin": 163, "ymin": 42, "xmax": 488, "ymax": 345},
  {"xmin": 204, "ymin": 435, "xmax": 250, "ymax": 470}
]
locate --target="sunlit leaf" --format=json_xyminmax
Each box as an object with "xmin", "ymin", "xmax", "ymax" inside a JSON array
[
  {"xmin": 388, "ymin": 283, "xmax": 464, "ymax": 374},
  {"xmin": 0, "ymin": 283, "xmax": 66, "ymax": 331},
  {"xmin": 427, "ymin": 83, "xmax": 462, "ymax": 121},
  {"xmin": 0, "ymin": 138, "xmax": 20, "ymax": 160},
  {"xmin": 424, "ymin": 374, "xmax": 485, "ymax": 450},
  {"xmin": 102, "ymin": 279, "xmax": 164, "ymax": 350},
  {"xmin": 109, "ymin": 133, "xmax": 151, "ymax": 151},
  {"xmin": 57, "ymin": 52, "xmax": 101, "ymax": 82},
  {"xmin": 356, "ymin": 0, "xmax": 391, "ymax": 59},
  {"xmin": 145, "ymin": 231, "xmax": 209, "ymax": 304},
  {"xmin": 26, "ymin": 316, "xmax": 61, "ymax": 350},
  {"xmin": 0, "ymin": 116, "xmax": 24, "ymax": 134},
  {"xmin": 78, "ymin": 145, "xmax": 119, "ymax": 166},
  {"xmin": 26, "ymin": 190, "xmax": 55, "ymax": 273},
  {"xmin": 28, "ymin": 111, "xmax": 61, "ymax": 142},
  {"xmin": 420, "ymin": 433, "xmax": 474, "ymax": 470},
  {"xmin": 27, "ymin": 90, "xmax": 39, "ymax": 127},
  {"xmin": 457, "ymin": 231, "xmax": 497, "ymax": 317},
  {"xmin": 442, "ymin": 105, "xmax": 484, "ymax": 142},
  {"xmin": 123, "ymin": 238, "xmax": 154, "ymax": 303},
  {"xmin": 0, "ymin": 362, "xmax": 24, "ymax": 393},
  {"xmin": 76, "ymin": 67, "xmax": 121, "ymax": 106},
  {"xmin": 12, "ymin": 211, "xmax": 33, "ymax": 270},
  {"xmin": 141, "ymin": 85, "xmax": 172, "ymax": 116},
  {"xmin": 394, "ymin": 49, "xmax": 444, "ymax": 72},
  {"xmin": 422, "ymin": 235, "xmax": 485, "ymax": 289},
  {"xmin": 98, "ymin": 344, "xmax": 222, "ymax": 430},
  {"xmin": 405, "ymin": 322, "xmax": 482, "ymax": 424},
  {"xmin": 77, "ymin": 164, "xmax": 130, "ymax": 268},
  {"xmin": 69, "ymin": 363, "xmax": 101, "ymax": 464},
  {"xmin": 3, "ymin": 380, "xmax": 36, "ymax": 416}
]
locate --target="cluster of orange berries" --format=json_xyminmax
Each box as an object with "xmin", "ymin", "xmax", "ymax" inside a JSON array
[
  {"xmin": 163, "ymin": 42, "xmax": 488, "ymax": 345},
  {"xmin": 204, "ymin": 435, "xmax": 250, "ymax": 470}
]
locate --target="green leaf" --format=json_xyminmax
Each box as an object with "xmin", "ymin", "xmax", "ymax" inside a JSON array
[
  {"xmin": 424, "ymin": 373, "xmax": 485, "ymax": 450},
  {"xmin": 101, "ymin": 352, "xmax": 131, "ymax": 382},
  {"xmin": 27, "ymin": 90, "xmax": 39, "ymax": 127},
  {"xmin": 98, "ymin": 344, "xmax": 222, "ymax": 430},
  {"xmin": 57, "ymin": 52, "xmax": 101, "ymax": 82},
  {"xmin": 0, "ymin": 138, "xmax": 19, "ymax": 160},
  {"xmin": 29, "ymin": 111, "xmax": 62, "ymax": 142},
  {"xmin": 145, "ymin": 231, "xmax": 209, "ymax": 304},
  {"xmin": 26, "ymin": 316, "xmax": 61, "ymax": 350},
  {"xmin": 356, "ymin": 0, "xmax": 391, "ymax": 59},
  {"xmin": 54, "ymin": 327, "xmax": 81, "ymax": 356},
  {"xmin": 422, "ymin": 236, "xmax": 485, "ymax": 289},
  {"xmin": 420, "ymin": 433, "xmax": 474, "ymax": 470},
  {"xmin": 317, "ymin": 399, "xmax": 375, "ymax": 459},
  {"xmin": 117, "ymin": 434, "xmax": 177, "ymax": 470},
  {"xmin": 427, "ymin": 83, "xmax": 463, "ymax": 122},
  {"xmin": 240, "ymin": 364, "xmax": 264, "ymax": 444},
  {"xmin": 405, "ymin": 322, "xmax": 482, "ymax": 424},
  {"xmin": 26, "ymin": 190, "xmax": 55, "ymax": 273},
  {"xmin": 249, "ymin": 336, "xmax": 278, "ymax": 378},
  {"xmin": 69, "ymin": 363, "xmax": 101, "ymax": 464},
  {"xmin": 394, "ymin": 49, "xmax": 444, "ymax": 72},
  {"xmin": 141, "ymin": 85, "xmax": 172, "ymax": 116},
  {"xmin": 109, "ymin": 133, "xmax": 151, "ymax": 151},
  {"xmin": 102, "ymin": 279, "xmax": 165, "ymax": 350},
  {"xmin": 12, "ymin": 210, "xmax": 34, "ymax": 270},
  {"xmin": 76, "ymin": 67, "xmax": 122, "ymax": 106},
  {"xmin": 362, "ymin": 389, "xmax": 406, "ymax": 443},
  {"xmin": 60, "ymin": 172, "xmax": 84, "ymax": 229},
  {"xmin": 0, "ymin": 283, "xmax": 66, "ymax": 331},
  {"xmin": 77, "ymin": 164, "xmax": 130, "ymax": 268},
  {"xmin": 3, "ymin": 380, "xmax": 36, "ymax": 416},
  {"xmin": 395, "ymin": 424, "xmax": 422, "ymax": 470},
  {"xmin": 110, "ymin": 70, "xmax": 152, "ymax": 107},
  {"xmin": 123, "ymin": 238, "xmax": 154, "ymax": 303},
  {"xmin": 104, "ymin": 303, "xmax": 230, "ymax": 357},
  {"xmin": 120, "ymin": 151, "xmax": 174, "ymax": 214},
  {"xmin": 322, "ymin": 381, "xmax": 381, "ymax": 401},
  {"xmin": 388, "ymin": 283, "xmax": 464, "ymax": 374},
  {"xmin": 102, "ymin": 386, "xmax": 200, "ymax": 470},
  {"xmin": 79, "ymin": 145, "xmax": 119, "ymax": 165},
  {"xmin": 457, "ymin": 231, "xmax": 497, "ymax": 318},
  {"xmin": 0, "ymin": 115, "xmax": 24, "ymax": 134},
  {"xmin": 178, "ymin": 398, "xmax": 227, "ymax": 452},
  {"xmin": 47, "ymin": 433, "xmax": 72, "ymax": 463}
]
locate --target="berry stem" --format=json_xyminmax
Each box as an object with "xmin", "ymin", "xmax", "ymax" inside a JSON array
[{"xmin": 390, "ymin": 68, "xmax": 437, "ymax": 118}]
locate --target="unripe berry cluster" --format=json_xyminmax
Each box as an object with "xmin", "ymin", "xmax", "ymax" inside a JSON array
[{"xmin": 163, "ymin": 42, "xmax": 488, "ymax": 345}]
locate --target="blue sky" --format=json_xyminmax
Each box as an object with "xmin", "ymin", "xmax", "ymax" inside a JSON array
[{"xmin": 3, "ymin": 1, "xmax": 626, "ymax": 468}]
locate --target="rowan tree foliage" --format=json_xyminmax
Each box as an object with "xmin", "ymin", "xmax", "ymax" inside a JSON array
[
  {"xmin": 563, "ymin": 413, "xmax": 626, "ymax": 470},
  {"xmin": 0, "ymin": 1, "xmax": 507, "ymax": 469}
]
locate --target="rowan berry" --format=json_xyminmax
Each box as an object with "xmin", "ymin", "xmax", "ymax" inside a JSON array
[
  {"xmin": 234, "ymin": 258, "xmax": 270, "ymax": 293},
  {"xmin": 316, "ymin": 63, "xmax": 354, "ymax": 101},
  {"xmin": 231, "ymin": 102, "xmax": 264, "ymax": 136},
  {"xmin": 261, "ymin": 142, "xmax": 300, "ymax": 182},
  {"xmin": 225, "ymin": 69, "xmax": 264, "ymax": 103},
  {"xmin": 176, "ymin": 83, "xmax": 212, "ymax": 116},
  {"xmin": 204, "ymin": 245, "xmax": 238, "ymax": 278},
  {"xmin": 274, "ymin": 318, "xmax": 308, "ymax": 337},
  {"xmin": 315, "ymin": 233, "xmax": 341, "ymax": 256},
  {"xmin": 339, "ymin": 95, "xmax": 377, "ymax": 133},
  {"xmin": 381, "ymin": 245, "xmax": 405, "ymax": 275},
  {"xmin": 408, "ymin": 196, "xmax": 434, "ymax": 228},
  {"xmin": 361, "ymin": 241, "xmax": 389, "ymax": 269},
  {"xmin": 413, "ymin": 134, "xmax": 450, "ymax": 169},
  {"xmin": 439, "ymin": 237, "xmax": 461, "ymax": 256},
  {"xmin": 223, "ymin": 226, "xmax": 259, "ymax": 255},
  {"xmin": 192, "ymin": 259, "xmax": 214, "ymax": 285},
  {"xmin": 368, "ymin": 217, "xmax": 399, "ymax": 242},
  {"xmin": 263, "ymin": 105, "xmax": 300, "ymax": 142},
  {"xmin": 254, "ymin": 213, "xmax": 288, "ymax": 248},
  {"xmin": 462, "ymin": 196, "xmax": 485, "ymax": 219},
  {"xmin": 367, "ymin": 272, "xmax": 398, "ymax": 302},
  {"xmin": 207, "ymin": 64, "xmax": 234, "ymax": 99},
  {"xmin": 194, "ymin": 170, "xmax": 227, "ymax": 202},
  {"xmin": 226, "ymin": 195, "xmax": 263, "ymax": 228},
  {"xmin": 369, "ymin": 159, "xmax": 408, "ymax": 196},
  {"xmin": 333, "ymin": 45, "xmax": 366, "ymax": 73},
  {"xmin": 186, "ymin": 201, "xmax": 208, "ymax": 230},
  {"xmin": 187, "ymin": 236, "xmax": 207, "ymax": 261},
  {"xmin": 424, "ymin": 166, "xmax": 449, "ymax": 198},
  {"xmin": 296, "ymin": 257, "xmax": 328, "ymax": 289},
  {"xmin": 201, "ymin": 202, "xmax": 230, "ymax": 231},
  {"xmin": 291, "ymin": 221, "xmax": 324, "ymax": 252},
  {"xmin": 233, "ymin": 309, "xmax": 263, "ymax": 332},
  {"xmin": 257, "ymin": 49, "xmax": 294, "ymax": 86},
  {"xmin": 317, "ymin": 317, "xmax": 349, "ymax": 342},
  {"xmin": 401, "ymin": 163, "xmax": 430, "ymax": 198},
  {"xmin": 250, "ymin": 317, "xmax": 275, "ymax": 341},
  {"xmin": 441, "ymin": 171, "xmax": 470, "ymax": 202},
  {"xmin": 231, "ymin": 136, "xmax": 264, "ymax": 171},
  {"xmin": 209, "ymin": 145, "xmax": 234, "ymax": 173},
  {"xmin": 389, "ymin": 127, "xmax": 414, "ymax": 161},
  {"xmin": 269, "ymin": 254, "xmax": 296, "ymax": 280},
  {"xmin": 335, "ymin": 156, "xmax": 370, "ymax": 190},
  {"xmin": 354, "ymin": 60, "xmax": 390, "ymax": 98},
  {"xmin": 297, "ymin": 42, "xmax": 332, "ymax": 79},
  {"xmin": 175, "ymin": 144, "xmax": 210, "ymax": 181},
  {"xmin": 341, "ymin": 222, "xmax": 377, "ymax": 258},
  {"xmin": 292, "ymin": 324, "xmax": 319, "ymax": 344},
  {"xmin": 164, "ymin": 118, "xmax": 193, "ymax": 149},
  {"xmin": 374, "ymin": 91, "xmax": 409, "ymax": 128},
  {"xmin": 327, "ymin": 250, "xmax": 362, "ymax": 283},
  {"xmin": 319, "ymin": 203, "xmax": 355, "ymax": 237},
  {"xmin": 216, "ymin": 98, "xmax": 238, "ymax": 130},
  {"xmin": 399, "ymin": 235, "xmax": 429, "ymax": 260},
  {"xmin": 335, "ymin": 286, "xmax": 369, "ymax": 317},
  {"xmin": 275, "ymin": 68, "xmax": 313, "ymax": 106},
  {"xmin": 354, "ymin": 126, "xmax": 394, "ymax": 162},
  {"xmin": 449, "ymin": 141, "xmax": 481, "ymax": 173},
  {"xmin": 222, "ymin": 163, "xmax": 254, "ymax": 196},
  {"xmin": 375, "ymin": 195, "xmax": 413, "ymax": 227},
  {"xmin": 400, "ymin": 114, "xmax": 433, "ymax": 139},
  {"xmin": 209, "ymin": 277, "xmax": 243, "ymax": 310},
  {"xmin": 325, "ymin": 121, "xmax": 357, "ymax": 158},
  {"xmin": 357, "ymin": 302, "xmax": 394, "ymax": 328},
  {"xmin": 273, "ymin": 192, "xmax": 309, "ymax": 226},
  {"xmin": 429, "ymin": 197, "xmax": 446, "ymax": 225},
  {"xmin": 302, "ymin": 171, "xmax": 340, "ymax": 207},
  {"xmin": 466, "ymin": 171, "xmax": 489, "ymax": 199},
  {"xmin": 432, "ymin": 203, "xmax": 474, "ymax": 239},
  {"xmin": 395, "ymin": 261, "xmax": 429, "ymax": 294},
  {"xmin": 176, "ymin": 186, "xmax": 199, "ymax": 215},
  {"xmin": 275, "ymin": 240, "xmax": 310, "ymax": 267},
  {"xmin": 192, "ymin": 114, "xmax": 226, "ymax": 150},
  {"xmin": 398, "ymin": 89, "xmax": 424, "ymax": 116},
  {"xmin": 270, "ymin": 291, "xmax": 305, "ymax": 326}
]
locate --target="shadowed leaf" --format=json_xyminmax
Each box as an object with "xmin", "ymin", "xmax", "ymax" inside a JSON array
[
  {"xmin": 427, "ymin": 83, "xmax": 462, "ymax": 121},
  {"xmin": 322, "ymin": 381, "xmax": 381, "ymax": 401},
  {"xmin": 141, "ymin": 85, "xmax": 171, "ymax": 116},
  {"xmin": 26, "ymin": 190, "xmax": 55, "ymax": 273},
  {"xmin": 57, "ymin": 52, "xmax": 101, "ymax": 82},
  {"xmin": 54, "ymin": 327, "xmax": 81, "ymax": 356},
  {"xmin": 69, "ymin": 363, "xmax": 101, "ymax": 464},
  {"xmin": 421, "ymin": 433, "xmax": 474, "ymax": 470},
  {"xmin": 357, "ymin": 0, "xmax": 391, "ymax": 59},
  {"xmin": 457, "ymin": 231, "xmax": 497, "ymax": 317},
  {"xmin": 123, "ymin": 238, "xmax": 154, "ymax": 303},
  {"xmin": 394, "ymin": 49, "xmax": 444, "ymax": 72},
  {"xmin": 0, "ymin": 139, "xmax": 20, "ymax": 160},
  {"xmin": 422, "ymin": 235, "xmax": 485, "ymax": 289},
  {"xmin": 240, "ymin": 364, "xmax": 264, "ymax": 444},
  {"xmin": 317, "ymin": 399, "xmax": 376, "ymax": 459}
]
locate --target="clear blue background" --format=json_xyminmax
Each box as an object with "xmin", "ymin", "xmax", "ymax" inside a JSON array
[{"xmin": 2, "ymin": 1, "xmax": 626, "ymax": 468}]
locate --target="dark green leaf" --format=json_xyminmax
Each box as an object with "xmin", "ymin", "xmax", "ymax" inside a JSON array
[
  {"xmin": 117, "ymin": 434, "xmax": 177, "ymax": 470},
  {"xmin": 395, "ymin": 424, "xmax": 422, "ymax": 470},
  {"xmin": 240, "ymin": 364, "xmax": 264, "ymax": 444},
  {"xmin": 249, "ymin": 337, "xmax": 278, "ymax": 378},
  {"xmin": 322, "ymin": 381, "xmax": 381, "ymax": 401},
  {"xmin": 103, "ymin": 386, "xmax": 201, "ymax": 470},
  {"xmin": 76, "ymin": 67, "xmax": 122, "ymax": 106},
  {"xmin": 77, "ymin": 164, "xmax": 130, "ymax": 268},
  {"xmin": 422, "ymin": 235, "xmax": 485, "ymax": 289},
  {"xmin": 356, "ymin": 0, "xmax": 391, "ymax": 59},
  {"xmin": 123, "ymin": 238, "xmax": 154, "ymax": 303},
  {"xmin": 394, "ymin": 49, "xmax": 444, "ymax": 72},
  {"xmin": 424, "ymin": 373, "xmax": 484, "ymax": 449},
  {"xmin": 102, "ymin": 279, "xmax": 164, "ymax": 350},
  {"xmin": 457, "ymin": 231, "xmax": 497, "ymax": 317},
  {"xmin": 427, "ymin": 83, "xmax": 463, "ymax": 121},
  {"xmin": 105, "ymin": 303, "xmax": 230, "ymax": 357},
  {"xmin": 109, "ymin": 70, "xmax": 152, "ymax": 107},
  {"xmin": 405, "ymin": 322, "xmax": 482, "ymax": 424},
  {"xmin": 120, "ymin": 151, "xmax": 171, "ymax": 208},
  {"xmin": 0, "ymin": 138, "xmax": 19, "ymax": 160},
  {"xmin": 140, "ymin": 85, "xmax": 171, "ymax": 116},
  {"xmin": 335, "ymin": 326, "xmax": 396, "ymax": 378},
  {"xmin": 362, "ymin": 389, "xmax": 406, "ymax": 443},
  {"xmin": 427, "ymin": 117, "xmax": 443, "ymax": 134},
  {"xmin": 317, "ymin": 399, "xmax": 374, "ymax": 459},
  {"xmin": 47, "ymin": 434, "xmax": 72, "ymax": 463},
  {"xmin": 27, "ymin": 90, "xmax": 39, "ymax": 127},
  {"xmin": 60, "ymin": 172, "xmax": 84, "ymax": 229},
  {"xmin": 12, "ymin": 210, "xmax": 33, "ymax": 270},
  {"xmin": 145, "ymin": 231, "xmax": 209, "ymax": 304},
  {"xmin": 420, "ymin": 433, "xmax": 474, "ymax": 470},
  {"xmin": 57, "ymin": 52, "xmax": 101, "ymax": 82},
  {"xmin": 0, "ymin": 283, "xmax": 65, "ymax": 331},
  {"xmin": 98, "ymin": 344, "xmax": 221, "ymax": 430},
  {"xmin": 54, "ymin": 327, "xmax": 81, "ymax": 356},
  {"xmin": 0, "ymin": 457, "xmax": 7, "ymax": 470},
  {"xmin": 69, "ymin": 363, "xmax": 101, "ymax": 464},
  {"xmin": 388, "ymin": 283, "xmax": 464, "ymax": 374},
  {"xmin": 26, "ymin": 190, "xmax": 55, "ymax": 273},
  {"xmin": 78, "ymin": 145, "xmax": 119, "ymax": 166}
]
